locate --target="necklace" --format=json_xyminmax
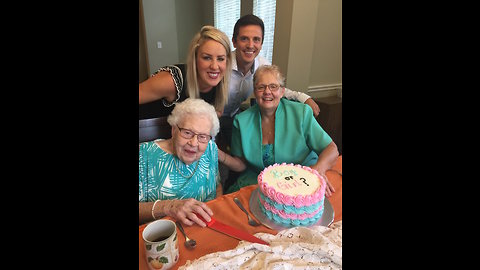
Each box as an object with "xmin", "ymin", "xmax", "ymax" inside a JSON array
[{"xmin": 173, "ymin": 157, "xmax": 199, "ymax": 179}]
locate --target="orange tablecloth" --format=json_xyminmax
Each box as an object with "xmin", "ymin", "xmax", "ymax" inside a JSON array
[{"xmin": 139, "ymin": 156, "xmax": 342, "ymax": 270}]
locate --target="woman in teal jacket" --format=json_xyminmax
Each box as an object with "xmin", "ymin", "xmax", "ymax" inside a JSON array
[{"xmin": 225, "ymin": 65, "xmax": 339, "ymax": 195}]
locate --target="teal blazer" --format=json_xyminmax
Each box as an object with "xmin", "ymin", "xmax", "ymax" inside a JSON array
[{"xmin": 228, "ymin": 98, "xmax": 332, "ymax": 192}]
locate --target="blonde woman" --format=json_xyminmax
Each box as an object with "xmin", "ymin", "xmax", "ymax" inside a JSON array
[{"xmin": 139, "ymin": 25, "xmax": 232, "ymax": 118}]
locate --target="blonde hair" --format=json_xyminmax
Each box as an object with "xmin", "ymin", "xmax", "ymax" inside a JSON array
[
  {"xmin": 186, "ymin": 26, "xmax": 232, "ymax": 113},
  {"xmin": 167, "ymin": 98, "xmax": 220, "ymax": 137},
  {"xmin": 253, "ymin": 65, "xmax": 286, "ymax": 87}
]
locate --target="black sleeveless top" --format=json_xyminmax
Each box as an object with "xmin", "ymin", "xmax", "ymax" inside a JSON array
[{"xmin": 139, "ymin": 64, "xmax": 217, "ymax": 119}]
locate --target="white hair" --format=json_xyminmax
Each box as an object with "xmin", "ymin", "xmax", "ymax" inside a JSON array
[{"xmin": 167, "ymin": 98, "xmax": 220, "ymax": 136}]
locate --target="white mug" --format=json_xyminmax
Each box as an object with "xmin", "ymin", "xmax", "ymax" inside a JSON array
[{"xmin": 142, "ymin": 219, "xmax": 179, "ymax": 270}]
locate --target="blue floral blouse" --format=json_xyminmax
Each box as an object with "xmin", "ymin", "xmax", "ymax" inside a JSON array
[
  {"xmin": 139, "ymin": 139, "xmax": 219, "ymax": 203},
  {"xmin": 262, "ymin": 144, "xmax": 275, "ymax": 167}
]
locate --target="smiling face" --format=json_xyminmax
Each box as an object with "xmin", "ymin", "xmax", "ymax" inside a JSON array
[
  {"xmin": 172, "ymin": 114, "xmax": 212, "ymax": 165},
  {"xmin": 254, "ymin": 71, "xmax": 285, "ymax": 112},
  {"xmin": 232, "ymin": 25, "xmax": 263, "ymax": 69},
  {"xmin": 195, "ymin": 39, "xmax": 227, "ymax": 93}
]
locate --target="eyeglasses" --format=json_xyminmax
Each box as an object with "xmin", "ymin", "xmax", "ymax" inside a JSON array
[
  {"xmin": 176, "ymin": 125, "xmax": 211, "ymax": 143},
  {"xmin": 255, "ymin": 84, "xmax": 281, "ymax": 92}
]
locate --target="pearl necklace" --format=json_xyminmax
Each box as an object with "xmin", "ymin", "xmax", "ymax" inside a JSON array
[{"xmin": 173, "ymin": 157, "xmax": 199, "ymax": 179}]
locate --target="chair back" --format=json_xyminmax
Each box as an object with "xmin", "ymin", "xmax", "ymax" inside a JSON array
[{"xmin": 139, "ymin": 117, "xmax": 172, "ymax": 143}]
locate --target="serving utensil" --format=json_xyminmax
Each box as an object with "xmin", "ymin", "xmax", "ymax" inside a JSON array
[
  {"xmin": 194, "ymin": 214, "xmax": 269, "ymax": 245},
  {"xmin": 176, "ymin": 221, "xmax": 197, "ymax": 249},
  {"xmin": 233, "ymin": 197, "xmax": 260, "ymax": 226}
]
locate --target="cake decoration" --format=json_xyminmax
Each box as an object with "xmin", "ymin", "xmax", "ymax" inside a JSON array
[{"xmin": 257, "ymin": 163, "xmax": 326, "ymax": 226}]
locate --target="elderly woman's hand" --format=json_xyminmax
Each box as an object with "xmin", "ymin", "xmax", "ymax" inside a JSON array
[
  {"xmin": 310, "ymin": 164, "xmax": 335, "ymax": 197},
  {"xmin": 164, "ymin": 198, "xmax": 214, "ymax": 227},
  {"xmin": 320, "ymin": 174, "xmax": 335, "ymax": 197}
]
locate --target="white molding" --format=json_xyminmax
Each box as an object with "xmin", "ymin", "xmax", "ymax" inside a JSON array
[
  {"xmin": 307, "ymin": 83, "xmax": 342, "ymax": 93},
  {"xmin": 307, "ymin": 83, "xmax": 342, "ymax": 98}
]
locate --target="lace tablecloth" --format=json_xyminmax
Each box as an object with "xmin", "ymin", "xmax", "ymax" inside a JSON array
[{"xmin": 179, "ymin": 221, "xmax": 342, "ymax": 269}]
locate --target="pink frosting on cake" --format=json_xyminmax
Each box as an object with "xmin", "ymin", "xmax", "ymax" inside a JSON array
[
  {"xmin": 258, "ymin": 163, "xmax": 326, "ymax": 207},
  {"xmin": 259, "ymin": 195, "xmax": 322, "ymax": 220}
]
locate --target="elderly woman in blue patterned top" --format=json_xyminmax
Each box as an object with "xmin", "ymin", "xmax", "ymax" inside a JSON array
[{"xmin": 139, "ymin": 98, "xmax": 244, "ymax": 226}]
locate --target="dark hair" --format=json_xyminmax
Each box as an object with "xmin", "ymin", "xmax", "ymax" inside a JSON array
[{"xmin": 232, "ymin": 14, "xmax": 264, "ymax": 44}]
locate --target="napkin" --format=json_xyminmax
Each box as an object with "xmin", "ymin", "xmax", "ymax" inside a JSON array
[{"xmin": 178, "ymin": 220, "xmax": 342, "ymax": 269}]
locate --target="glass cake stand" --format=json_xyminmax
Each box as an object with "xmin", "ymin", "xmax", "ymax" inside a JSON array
[{"xmin": 249, "ymin": 188, "xmax": 334, "ymax": 231}]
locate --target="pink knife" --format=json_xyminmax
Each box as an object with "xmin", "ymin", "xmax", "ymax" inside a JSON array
[{"xmin": 195, "ymin": 214, "xmax": 269, "ymax": 245}]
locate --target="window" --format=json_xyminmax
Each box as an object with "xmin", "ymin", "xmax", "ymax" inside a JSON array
[
  {"xmin": 214, "ymin": 0, "xmax": 240, "ymax": 51},
  {"xmin": 253, "ymin": 0, "xmax": 277, "ymax": 63}
]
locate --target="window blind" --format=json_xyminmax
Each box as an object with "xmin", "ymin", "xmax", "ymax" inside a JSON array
[
  {"xmin": 253, "ymin": 0, "xmax": 277, "ymax": 63},
  {"xmin": 214, "ymin": 0, "xmax": 241, "ymax": 51}
]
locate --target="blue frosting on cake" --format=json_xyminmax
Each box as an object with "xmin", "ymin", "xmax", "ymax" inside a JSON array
[{"xmin": 258, "ymin": 196, "xmax": 324, "ymax": 226}]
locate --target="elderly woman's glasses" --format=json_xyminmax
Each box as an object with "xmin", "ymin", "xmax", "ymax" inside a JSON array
[
  {"xmin": 255, "ymin": 84, "xmax": 280, "ymax": 92},
  {"xmin": 176, "ymin": 125, "xmax": 211, "ymax": 143}
]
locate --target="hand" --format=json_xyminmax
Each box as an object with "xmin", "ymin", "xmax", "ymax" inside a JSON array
[
  {"xmin": 321, "ymin": 174, "xmax": 335, "ymax": 197},
  {"xmin": 311, "ymin": 165, "xmax": 335, "ymax": 197},
  {"xmin": 305, "ymin": 98, "xmax": 320, "ymax": 117},
  {"xmin": 164, "ymin": 198, "xmax": 214, "ymax": 227}
]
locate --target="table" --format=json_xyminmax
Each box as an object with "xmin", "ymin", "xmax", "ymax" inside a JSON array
[{"xmin": 139, "ymin": 156, "xmax": 342, "ymax": 270}]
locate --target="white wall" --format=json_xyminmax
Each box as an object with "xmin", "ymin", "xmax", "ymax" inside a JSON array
[
  {"xmin": 274, "ymin": 0, "xmax": 342, "ymax": 98},
  {"xmin": 142, "ymin": 0, "xmax": 180, "ymax": 74},
  {"xmin": 308, "ymin": 0, "xmax": 342, "ymax": 98}
]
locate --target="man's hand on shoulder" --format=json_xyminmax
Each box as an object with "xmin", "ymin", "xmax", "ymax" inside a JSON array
[{"xmin": 305, "ymin": 98, "xmax": 320, "ymax": 117}]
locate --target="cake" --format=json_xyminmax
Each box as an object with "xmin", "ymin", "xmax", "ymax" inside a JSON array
[{"xmin": 257, "ymin": 163, "xmax": 326, "ymax": 226}]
